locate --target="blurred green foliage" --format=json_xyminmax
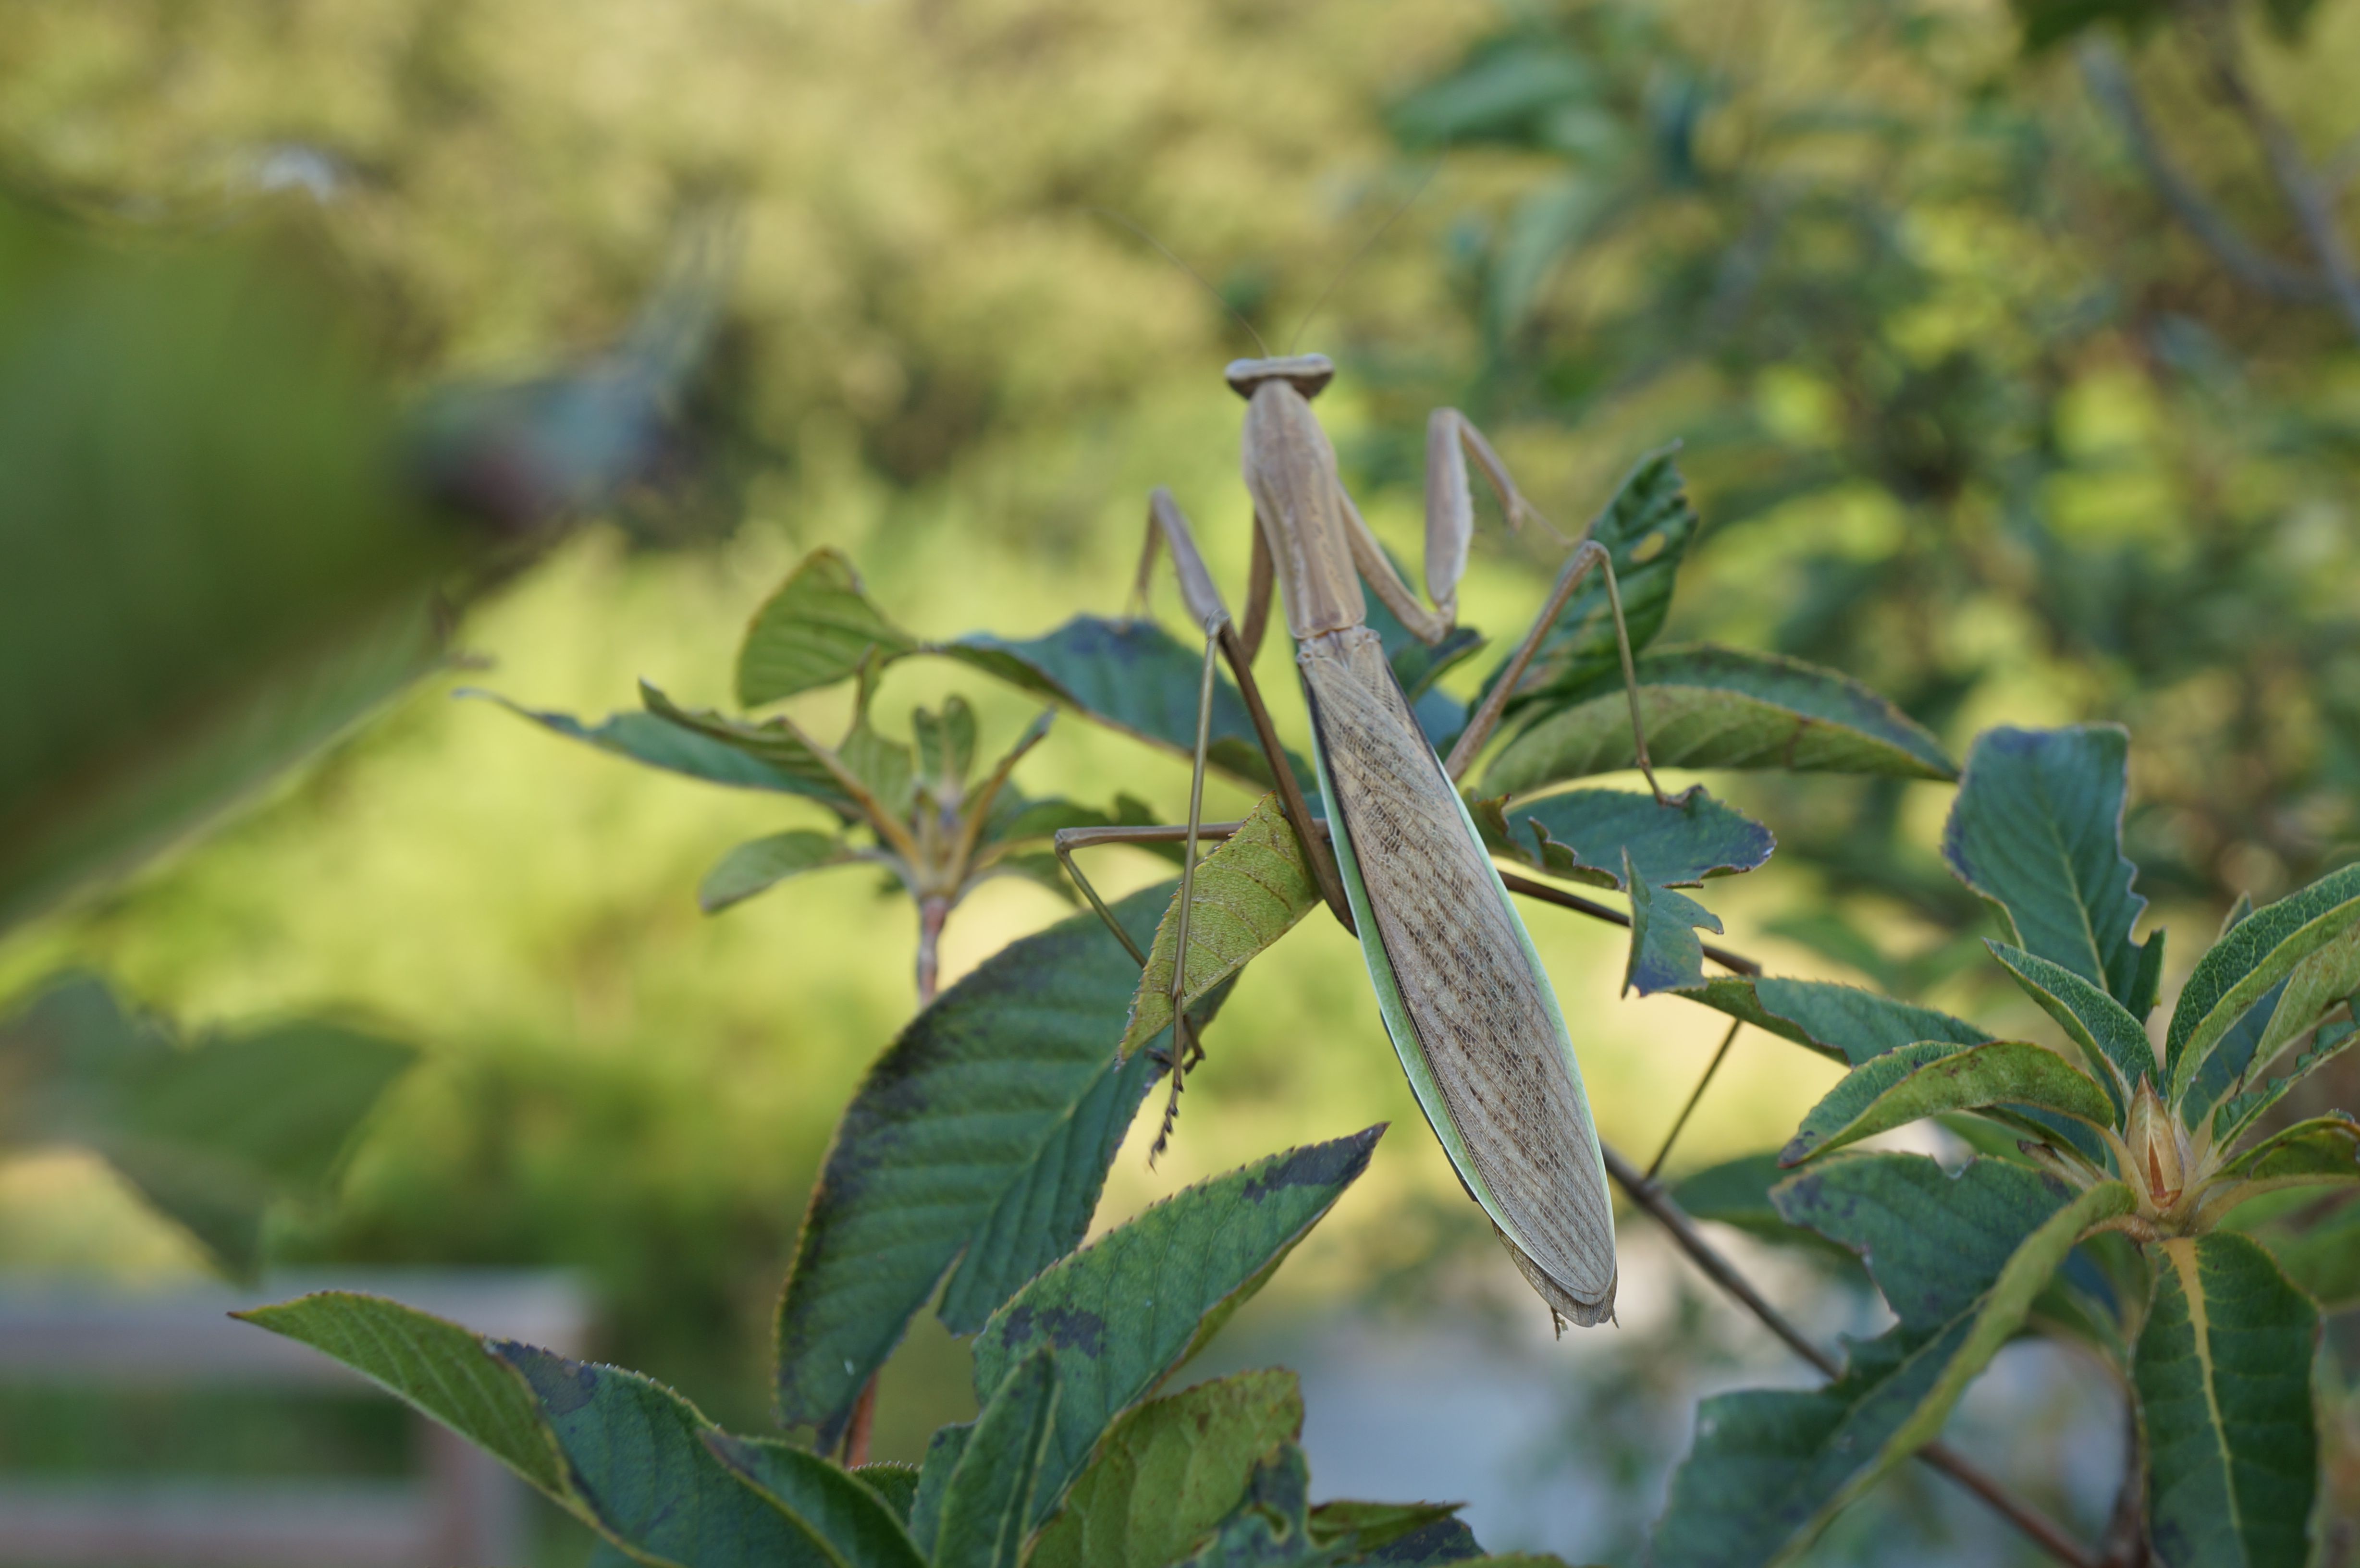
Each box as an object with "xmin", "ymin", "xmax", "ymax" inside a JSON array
[{"xmin": 2, "ymin": 0, "xmax": 2356, "ymax": 1524}]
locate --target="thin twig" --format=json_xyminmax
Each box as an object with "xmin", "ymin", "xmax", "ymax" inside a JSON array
[
  {"xmin": 1601, "ymin": 1144, "xmax": 2101, "ymax": 1568},
  {"xmin": 1647, "ymin": 1018, "xmax": 1742, "ymax": 1180},
  {"xmin": 2187, "ymin": 8, "xmax": 2360, "ymax": 339},
  {"xmin": 1497, "ymin": 869, "xmax": 1761, "ymax": 976},
  {"xmin": 2077, "ymin": 38, "xmax": 2329, "ymax": 305}
]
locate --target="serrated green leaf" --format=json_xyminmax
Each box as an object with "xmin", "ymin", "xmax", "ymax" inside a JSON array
[
  {"xmin": 1030, "ymin": 1369, "xmax": 1304, "ymax": 1568},
  {"xmin": 1122, "ymin": 795, "xmax": 1320, "ymax": 1056},
  {"xmin": 1668, "ymin": 1152, "xmax": 1851, "ymax": 1256},
  {"xmin": 703, "ymin": 1433, "xmax": 928, "ymax": 1568},
  {"xmin": 1474, "ymin": 447, "xmax": 1697, "ymax": 720},
  {"xmin": 1624, "ymin": 868, "xmax": 1721, "ymax": 996},
  {"xmin": 774, "ymin": 884, "xmax": 1230, "ymax": 1444},
  {"xmin": 971, "ymin": 1129, "xmax": 1383, "ymax": 1525},
  {"xmin": 736, "ymin": 549, "xmax": 918, "ymax": 708},
  {"xmin": 1308, "ymin": 1504, "xmax": 1479, "ymax": 1566},
  {"xmin": 1175, "ymin": 1444, "xmax": 1464, "ymax": 1568},
  {"xmin": 2214, "ymin": 1113, "xmax": 2360, "ymax": 1200},
  {"xmin": 496, "ymin": 1340, "xmax": 836, "ymax": 1568},
  {"xmin": 1986, "ymin": 941, "xmax": 2153, "ymax": 1109},
  {"xmin": 2167, "ymin": 862, "xmax": 2360, "ymax": 1103},
  {"xmin": 234, "ymin": 1291, "xmax": 567, "ymax": 1500},
  {"xmin": 1484, "ymin": 645, "xmax": 1955, "ymax": 796},
  {"xmin": 1658, "ymin": 1161, "xmax": 2129, "ymax": 1567},
  {"xmin": 468, "ymin": 688, "xmax": 853, "ymax": 811},
  {"xmin": 936, "ymin": 1045, "xmax": 1163, "ymax": 1335},
  {"xmin": 1942, "ymin": 725, "xmax": 2156, "ymax": 1012},
  {"xmin": 2136, "ymin": 1235, "xmax": 2319, "ymax": 1568},
  {"xmin": 2212, "ymin": 1017, "xmax": 2358, "ymax": 1150},
  {"xmin": 914, "ymin": 696, "xmax": 980, "ymax": 796},
  {"xmin": 1476, "ymin": 787, "xmax": 1772, "ymax": 891},
  {"xmin": 937, "ymin": 1350, "xmax": 1061, "ymax": 1568},
  {"xmin": 855, "ymin": 1464, "xmax": 923, "ymax": 1523},
  {"xmin": 700, "ymin": 831, "xmax": 860, "ymax": 914},
  {"xmin": 1780, "ymin": 1040, "xmax": 2113, "ymax": 1166},
  {"xmin": 939, "ymin": 617, "xmax": 1312, "ymax": 795},
  {"xmin": 3, "ymin": 977, "xmax": 415, "ymax": 1276},
  {"xmin": 1673, "ymin": 975, "xmax": 1991, "ymax": 1066}
]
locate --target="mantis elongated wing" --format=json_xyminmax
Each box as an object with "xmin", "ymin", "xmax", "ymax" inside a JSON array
[{"xmin": 1299, "ymin": 626, "xmax": 1616, "ymax": 1325}]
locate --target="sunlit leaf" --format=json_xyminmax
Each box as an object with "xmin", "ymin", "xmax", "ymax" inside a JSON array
[
  {"xmin": 2211, "ymin": 1017, "xmax": 2357, "ymax": 1150},
  {"xmin": 2135, "ymin": 1236, "xmax": 2319, "ymax": 1568},
  {"xmin": 1484, "ymin": 646, "xmax": 1956, "ymax": 797},
  {"xmin": 700, "ymin": 831, "xmax": 861, "ymax": 913},
  {"xmin": 970, "ymin": 1128, "xmax": 1383, "ymax": 1524},
  {"xmin": 2213, "ymin": 1113, "xmax": 2360, "ymax": 1200},
  {"xmin": 1942, "ymin": 725, "xmax": 2157, "ymax": 1013},
  {"xmin": 1121, "ymin": 795, "xmax": 1321, "ymax": 1057},
  {"xmin": 1780, "ymin": 1040, "xmax": 2114, "ymax": 1165},
  {"xmin": 736, "ymin": 548, "xmax": 917, "ymax": 707}
]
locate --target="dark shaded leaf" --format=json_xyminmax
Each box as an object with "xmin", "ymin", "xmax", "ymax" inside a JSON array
[
  {"xmin": 703, "ymin": 1434, "xmax": 930, "ymax": 1568},
  {"xmin": 855, "ymin": 1464, "xmax": 923, "ymax": 1523},
  {"xmin": 2265, "ymin": 1201, "xmax": 2360, "ymax": 1311},
  {"xmin": 910, "ymin": 1424, "xmax": 971, "ymax": 1559},
  {"xmin": 2135, "ymin": 1235, "xmax": 2319, "ymax": 1568},
  {"xmin": 1030, "ymin": 1369, "xmax": 1304, "ymax": 1568},
  {"xmin": 936, "ymin": 1350, "xmax": 1061, "ymax": 1568},
  {"xmin": 737, "ymin": 548, "xmax": 916, "ymax": 707},
  {"xmin": 1941, "ymin": 725, "xmax": 2154, "ymax": 1011},
  {"xmin": 775, "ymin": 885, "xmax": 1229, "ymax": 1443},
  {"xmin": 699, "ymin": 830, "xmax": 860, "ymax": 914},
  {"xmin": 1655, "ymin": 1160, "xmax": 2131, "ymax": 1567},
  {"xmin": 1624, "ymin": 868, "xmax": 1722, "ymax": 996},
  {"xmin": 1, "ymin": 975, "xmax": 414, "ymax": 1276},
  {"xmin": 467, "ymin": 688, "xmax": 854, "ymax": 812},
  {"xmin": 1671, "ymin": 1153, "xmax": 1860, "ymax": 1261},
  {"xmin": 971, "ymin": 1129, "xmax": 1384, "ymax": 1524},
  {"xmin": 1477, "ymin": 788, "xmax": 1772, "ymax": 890},
  {"xmin": 1673, "ymin": 976, "xmax": 1991, "ymax": 1066},
  {"xmin": 940, "ymin": 617, "xmax": 1313, "ymax": 795},
  {"xmin": 1484, "ymin": 645, "xmax": 1956, "ymax": 796},
  {"xmin": 1780, "ymin": 1041, "xmax": 2114, "ymax": 1166}
]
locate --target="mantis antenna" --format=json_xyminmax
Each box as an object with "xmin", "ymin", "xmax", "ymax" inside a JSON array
[
  {"xmin": 1282, "ymin": 157, "xmax": 1443, "ymax": 355},
  {"xmin": 1082, "ymin": 207, "xmax": 1271, "ymax": 358}
]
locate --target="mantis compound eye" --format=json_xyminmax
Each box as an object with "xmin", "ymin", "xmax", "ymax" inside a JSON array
[{"xmin": 1223, "ymin": 354, "xmax": 1335, "ymax": 401}]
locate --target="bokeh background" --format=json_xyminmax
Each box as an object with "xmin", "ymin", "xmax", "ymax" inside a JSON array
[{"xmin": 3, "ymin": 0, "xmax": 2357, "ymax": 1561}]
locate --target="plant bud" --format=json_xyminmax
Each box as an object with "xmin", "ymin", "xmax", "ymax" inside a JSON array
[{"xmin": 2126, "ymin": 1078, "xmax": 2184, "ymax": 1213}]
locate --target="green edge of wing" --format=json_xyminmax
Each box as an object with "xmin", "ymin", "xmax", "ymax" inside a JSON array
[{"xmin": 1306, "ymin": 717, "xmax": 1610, "ymax": 1265}]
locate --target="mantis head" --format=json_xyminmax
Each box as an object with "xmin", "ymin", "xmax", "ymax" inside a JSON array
[{"xmin": 1224, "ymin": 354, "xmax": 1334, "ymax": 401}]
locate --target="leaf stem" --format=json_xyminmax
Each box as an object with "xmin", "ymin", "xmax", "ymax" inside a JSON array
[
  {"xmin": 1498, "ymin": 870, "xmax": 1762, "ymax": 975},
  {"xmin": 1601, "ymin": 1143, "xmax": 2101, "ymax": 1568},
  {"xmin": 1647, "ymin": 1018, "xmax": 1742, "ymax": 1180}
]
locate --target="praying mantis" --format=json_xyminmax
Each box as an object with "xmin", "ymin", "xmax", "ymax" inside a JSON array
[{"xmin": 1057, "ymin": 350, "xmax": 1672, "ymax": 1330}]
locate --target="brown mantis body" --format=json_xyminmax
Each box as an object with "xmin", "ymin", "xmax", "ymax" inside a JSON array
[{"xmin": 1062, "ymin": 351, "xmax": 1667, "ymax": 1328}]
